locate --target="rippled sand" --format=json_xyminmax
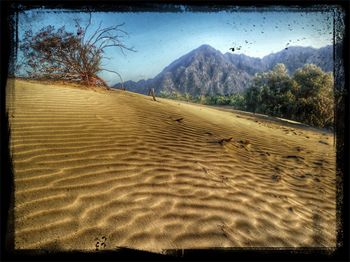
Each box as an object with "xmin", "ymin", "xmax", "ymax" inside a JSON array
[{"xmin": 7, "ymin": 79, "xmax": 336, "ymax": 252}]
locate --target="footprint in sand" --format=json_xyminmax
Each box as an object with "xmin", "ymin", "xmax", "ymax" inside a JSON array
[
  {"xmin": 234, "ymin": 139, "xmax": 251, "ymax": 150},
  {"xmin": 168, "ymin": 116, "xmax": 184, "ymax": 123},
  {"xmin": 218, "ymin": 223, "xmax": 237, "ymax": 243},
  {"xmin": 259, "ymin": 150, "xmax": 271, "ymax": 158},
  {"xmin": 219, "ymin": 175, "xmax": 229, "ymax": 183},
  {"xmin": 314, "ymin": 178, "xmax": 321, "ymax": 183},
  {"xmin": 95, "ymin": 236, "xmax": 107, "ymax": 251},
  {"xmin": 174, "ymin": 117, "xmax": 184, "ymax": 122},
  {"xmin": 196, "ymin": 162, "xmax": 231, "ymax": 185},
  {"xmin": 295, "ymin": 146, "xmax": 304, "ymax": 152},
  {"xmin": 313, "ymin": 160, "xmax": 324, "ymax": 166},
  {"xmin": 299, "ymin": 173, "xmax": 313, "ymax": 179},
  {"xmin": 284, "ymin": 155, "xmax": 305, "ymax": 162},
  {"xmin": 319, "ymin": 140, "xmax": 329, "ymax": 145},
  {"xmin": 218, "ymin": 137, "xmax": 233, "ymax": 145},
  {"xmin": 208, "ymin": 137, "xmax": 233, "ymax": 145},
  {"xmin": 271, "ymin": 174, "xmax": 282, "ymax": 182}
]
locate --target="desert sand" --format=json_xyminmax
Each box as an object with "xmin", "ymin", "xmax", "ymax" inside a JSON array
[{"xmin": 7, "ymin": 79, "xmax": 336, "ymax": 252}]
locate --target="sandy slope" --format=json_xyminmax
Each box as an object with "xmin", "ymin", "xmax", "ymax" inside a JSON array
[{"xmin": 7, "ymin": 79, "xmax": 336, "ymax": 252}]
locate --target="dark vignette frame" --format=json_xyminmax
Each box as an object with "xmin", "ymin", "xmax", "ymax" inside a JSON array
[{"xmin": 0, "ymin": 0, "xmax": 348, "ymax": 261}]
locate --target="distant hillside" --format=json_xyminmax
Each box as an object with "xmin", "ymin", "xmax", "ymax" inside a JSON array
[
  {"xmin": 114, "ymin": 44, "xmax": 333, "ymax": 96},
  {"xmin": 262, "ymin": 45, "xmax": 333, "ymax": 73}
]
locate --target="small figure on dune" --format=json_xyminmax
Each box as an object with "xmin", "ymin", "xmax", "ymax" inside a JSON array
[{"xmin": 147, "ymin": 88, "xmax": 157, "ymax": 101}]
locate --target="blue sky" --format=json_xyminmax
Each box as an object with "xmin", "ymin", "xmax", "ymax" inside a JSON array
[{"xmin": 18, "ymin": 7, "xmax": 333, "ymax": 85}]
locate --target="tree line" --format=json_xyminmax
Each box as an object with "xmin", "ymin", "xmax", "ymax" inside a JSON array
[{"xmin": 160, "ymin": 63, "xmax": 334, "ymax": 129}]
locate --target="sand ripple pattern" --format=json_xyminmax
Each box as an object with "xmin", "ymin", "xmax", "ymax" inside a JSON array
[{"xmin": 7, "ymin": 80, "xmax": 336, "ymax": 252}]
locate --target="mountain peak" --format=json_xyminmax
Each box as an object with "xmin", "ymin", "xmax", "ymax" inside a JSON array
[
  {"xmin": 160, "ymin": 44, "xmax": 222, "ymax": 74},
  {"xmin": 196, "ymin": 44, "xmax": 216, "ymax": 50},
  {"xmin": 194, "ymin": 44, "xmax": 221, "ymax": 54}
]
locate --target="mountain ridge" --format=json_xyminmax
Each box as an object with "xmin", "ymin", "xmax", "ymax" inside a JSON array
[{"xmin": 113, "ymin": 44, "xmax": 333, "ymax": 96}]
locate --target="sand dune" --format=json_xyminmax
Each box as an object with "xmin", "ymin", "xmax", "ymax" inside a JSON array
[{"xmin": 7, "ymin": 79, "xmax": 336, "ymax": 252}]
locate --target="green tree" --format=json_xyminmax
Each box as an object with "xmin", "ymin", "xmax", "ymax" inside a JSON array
[
  {"xmin": 293, "ymin": 64, "xmax": 334, "ymax": 127},
  {"xmin": 261, "ymin": 64, "xmax": 297, "ymax": 117},
  {"xmin": 244, "ymin": 63, "xmax": 334, "ymax": 128},
  {"xmin": 184, "ymin": 92, "xmax": 192, "ymax": 102},
  {"xmin": 229, "ymin": 93, "xmax": 245, "ymax": 110},
  {"xmin": 245, "ymin": 72, "xmax": 267, "ymax": 113}
]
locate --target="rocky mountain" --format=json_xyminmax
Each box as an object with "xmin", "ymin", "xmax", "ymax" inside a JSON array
[
  {"xmin": 262, "ymin": 45, "xmax": 333, "ymax": 73},
  {"xmin": 116, "ymin": 45, "xmax": 252, "ymax": 96},
  {"xmin": 113, "ymin": 44, "xmax": 333, "ymax": 96},
  {"xmin": 224, "ymin": 45, "xmax": 333, "ymax": 75}
]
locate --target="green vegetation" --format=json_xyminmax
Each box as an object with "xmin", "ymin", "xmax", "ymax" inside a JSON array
[
  {"xmin": 245, "ymin": 64, "xmax": 334, "ymax": 128},
  {"xmin": 158, "ymin": 91, "xmax": 246, "ymax": 110},
  {"xmin": 159, "ymin": 63, "xmax": 334, "ymax": 129}
]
